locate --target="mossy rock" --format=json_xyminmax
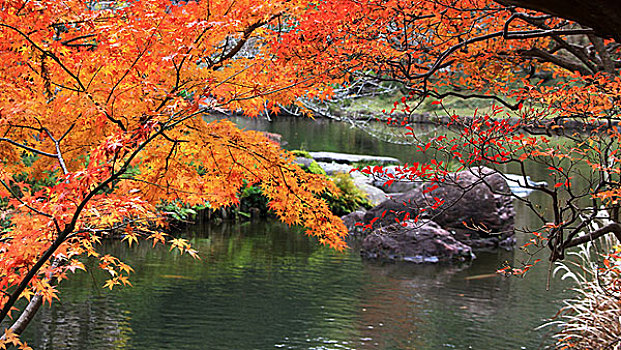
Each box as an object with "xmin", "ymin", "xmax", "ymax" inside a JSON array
[
  {"xmin": 323, "ymin": 173, "xmax": 373, "ymax": 216},
  {"xmin": 290, "ymin": 149, "xmax": 312, "ymax": 158},
  {"xmin": 307, "ymin": 161, "xmax": 326, "ymax": 175}
]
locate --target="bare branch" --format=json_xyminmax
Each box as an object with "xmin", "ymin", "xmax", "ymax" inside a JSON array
[{"xmin": 0, "ymin": 137, "xmax": 57, "ymax": 158}]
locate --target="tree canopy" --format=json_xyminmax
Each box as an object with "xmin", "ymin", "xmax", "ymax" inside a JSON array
[{"xmin": 0, "ymin": 0, "xmax": 352, "ymax": 345}]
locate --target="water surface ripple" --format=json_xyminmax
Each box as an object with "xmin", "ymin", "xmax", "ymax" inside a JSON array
[{"xmin": 23, "ymin": 221, "xmax": 570, "ymax": 350}]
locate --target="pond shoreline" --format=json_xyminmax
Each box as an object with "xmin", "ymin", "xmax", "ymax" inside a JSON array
[
  {"xmin": 330, "ymin": 110, "xmax": 620, "ymax": 134},
  {"xmin": 210, "ymin": 109, "xmax": 619, "ymax": 135}
]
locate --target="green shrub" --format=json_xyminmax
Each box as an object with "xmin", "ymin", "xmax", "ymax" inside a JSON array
[
  {"xmin": 290, "ymin": 149, "xmax": 325, "ymax": 175},
  {"xmin": 160, "ymin": 200, "xmax": 209, "ymax": 222},
  {"xmin": 239, "ymin": 184, "xmax": 269, "ymax": 217},
  {"xmin": 323, "ymin": 173, "xmax": 372, "ymax": 216},
  {"xmin": 237, "ymin": 173, "xmax": 372, "ymax": 218},
  {"xmin": 306, "ymin": 161, "xmax": 326, "ymax": 175},
  {"xmin": 235, "ymin": 163, "xmax": 372, "ymax": 219},
  {"xmin": 290, "ymin": 149, "xmax": 312, "ymax": 158}
]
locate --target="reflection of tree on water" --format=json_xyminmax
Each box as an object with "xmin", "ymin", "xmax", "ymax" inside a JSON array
[
  {"xmin": 19, "ymin": 219, "xmax": 570, "ymax": 349},
  {"xmin": 24, "ymin": 295, "xmax": 132, "ymax": 350},
  {"xmin": 22, "ymin": 222, "xmax": 369, "ymax": 350},
  {"xmin": 355, "ymin": 262, "xmax": 461, "ymax": 349},
  {"xmin": 355, "ymin": 249, "xmax": 522, "ymax": 349}
]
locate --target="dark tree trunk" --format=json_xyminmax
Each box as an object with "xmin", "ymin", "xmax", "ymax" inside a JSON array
[{"xmin": 496, "ymin": 0, "xmax": 621, "ymax": 41}]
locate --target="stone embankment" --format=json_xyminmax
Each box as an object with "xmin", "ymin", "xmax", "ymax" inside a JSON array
[{"xmin": 327, "ymin": 110, "xmax": 619, "ymax": 135}]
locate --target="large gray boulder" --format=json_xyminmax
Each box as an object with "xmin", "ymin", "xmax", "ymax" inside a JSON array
[
  {"xmin": 341, "ymin": 210, "xmax": 365, "ymax": 233},
  {"xmin": 371, "ymin": 165, "xmax": 420, "ymax": 193},
  {"xmin": 313, "ymin": 161, "xmax": 390, "ymax": 206},
  {"xmin": 361, "ymin": 167, "xmax": 515, "ymax": 247},
  {"xmin": 293, "ymin": 157, "xmax": 314, "ymax": 169},
  {"xmin": 350, "ymin": 172, "xmax": 390, "ymax": 206},
  {"xmin": 316, "ymin": 161, "xmax": 352, "ymax": 175},
  {"xmin": 361, "ymin": 220, "xmax": 474, "ymax": 263}
]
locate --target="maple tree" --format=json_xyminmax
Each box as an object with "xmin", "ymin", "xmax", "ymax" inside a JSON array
[{"xmin": 0, "ymin": 0, "xmax": 355, "ymax": 346}]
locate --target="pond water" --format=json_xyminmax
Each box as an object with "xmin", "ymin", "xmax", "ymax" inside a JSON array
[
  {"xmin": 221, "ymin": 115, "xmax": 420, "ymax": 162},
  {"xmin": 22, "ymin": 116, "xmax": 575, "ymax": 349}
]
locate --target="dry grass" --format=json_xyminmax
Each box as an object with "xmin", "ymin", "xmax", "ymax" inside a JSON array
[{"xmin": 542, "ymin": 236, "xmax": 621, "ymax": 349}]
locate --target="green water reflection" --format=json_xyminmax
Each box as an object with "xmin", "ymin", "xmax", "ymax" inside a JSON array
[{"xmin": 23, "ymin": 220, "xmax": 570, "ymax": 350}]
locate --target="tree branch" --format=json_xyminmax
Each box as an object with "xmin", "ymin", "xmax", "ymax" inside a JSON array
[
  {"xmin": 518, "ymin": 47, "xmax": 594, "ymax": 75},
  {"xmin": 561, "ymin": 222, "xmax": 621, "ymax": 251}
]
